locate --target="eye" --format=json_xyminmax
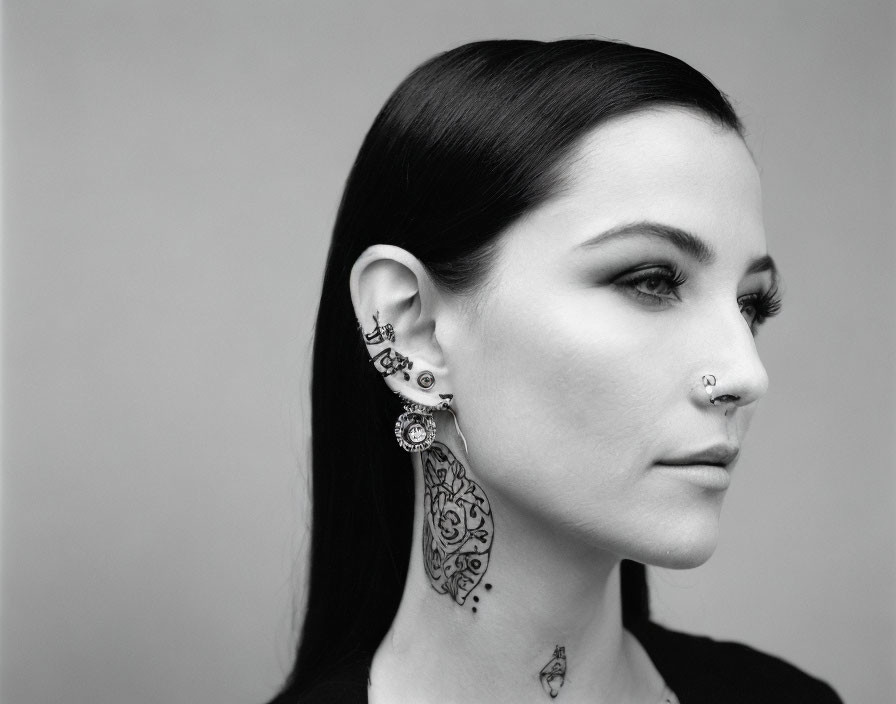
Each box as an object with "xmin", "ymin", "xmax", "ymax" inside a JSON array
[
  {"xmin": 738, "ymin": 295, "xmax": 759, "ymax": 325},
  {"xmin": 738, "ymin": 286, "xmax": 783, "ymax": 334},
  {"xmin": 615, "ymin": 266, "xmax": 686, "ymax": 306}
]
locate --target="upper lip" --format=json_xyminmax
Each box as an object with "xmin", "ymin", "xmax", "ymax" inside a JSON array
[{"xmin": 657, "ymin": 444, "xmax": 740, "ymax": 467}]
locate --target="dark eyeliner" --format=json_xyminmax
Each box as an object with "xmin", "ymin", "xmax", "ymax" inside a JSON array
[{"xmin": 614, "ymin": 265, "xmax": 687, "ymax": 304}]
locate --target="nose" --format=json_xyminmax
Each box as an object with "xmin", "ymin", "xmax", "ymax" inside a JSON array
[{"xmin": 694, "ymin": 303, "xmax": 770, "ymax": 409}]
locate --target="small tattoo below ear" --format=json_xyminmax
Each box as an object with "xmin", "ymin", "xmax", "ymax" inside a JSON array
[
  {"xmin": 539, "ymin": 645, "xmax": 567, "ymax": 699},
  {"xmin": 370, "ymin": 347, "xmax": 413, "ymax": 380},
  {"xmin": 360, "ymin": 311, "xmax": 395, "ymax": 345}
]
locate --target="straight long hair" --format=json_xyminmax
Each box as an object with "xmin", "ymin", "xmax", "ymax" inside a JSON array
[{"xmin": 269, "ymin": 38, "xmax": 743, "ymax": 702}]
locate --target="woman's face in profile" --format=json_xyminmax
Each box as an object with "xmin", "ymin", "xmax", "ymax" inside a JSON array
[{"xmin": 440, "ymin": 107, "xmax": 775, "ymax": 568}]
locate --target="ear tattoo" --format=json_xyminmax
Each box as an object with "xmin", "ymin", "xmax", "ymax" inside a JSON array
[
  {"xmin": 421, "ymin": 442, "xmax": 494, "ymax": 606},
  {"xmin": 539, "ymin": 645, "xmax": 567, "ymax": 699},
  {"xmin": 359, "ymin": 310, "xmax": 395, "ymax": 345}
]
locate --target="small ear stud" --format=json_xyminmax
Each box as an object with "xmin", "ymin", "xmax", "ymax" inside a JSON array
[{"xmin": 416, "ymin": 370, "xmax": 435, "ymax": 389}]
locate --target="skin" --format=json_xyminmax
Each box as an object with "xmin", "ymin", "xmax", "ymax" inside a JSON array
[{"xmin": 352, "ymin": 107, "xmax": 775, "ymax": 703}]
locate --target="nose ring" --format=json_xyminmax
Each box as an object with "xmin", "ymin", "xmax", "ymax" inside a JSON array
[
  {"xmin": 702, "ymin": 374, "xmax": 719, "ymax": 404},
  {"xmin": 702, "ymin": 374, "xmax": 741, "ymax": 405}
]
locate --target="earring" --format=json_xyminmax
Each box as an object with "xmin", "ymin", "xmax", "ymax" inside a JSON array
[
  {"xmin": 394, "ymin": 393, "xmax": 459, "ymax": 453},
  {"xmin": 395, "ymin": 402, "xmax": 438, "ymax": 452},
  {"xmin": 359, "ymin": 311, "xmax": 395, "ymax": 345},
  {"xmin": 370, "ymin": 347, "xmax": 413, "ymax": 381}
]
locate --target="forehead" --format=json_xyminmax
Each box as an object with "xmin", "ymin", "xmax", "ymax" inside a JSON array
[{"xmin": 502, "ymin": 108, "xmax": 765, "ymax": 263}]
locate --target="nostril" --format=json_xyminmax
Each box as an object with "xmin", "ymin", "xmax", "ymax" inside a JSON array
[{"xmin": 711, "ymin": 393, "xmax": 741, "ymax": 405}]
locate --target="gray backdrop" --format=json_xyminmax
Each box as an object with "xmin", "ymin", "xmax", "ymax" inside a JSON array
[{"xmin": 3, "ymin": 1, "xmax": 894, "ymax": 703}]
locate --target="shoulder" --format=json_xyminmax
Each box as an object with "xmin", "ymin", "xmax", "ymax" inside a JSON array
[{"xmin": 629, "ymin": 620, "xmax": 843, "ymax": 704}]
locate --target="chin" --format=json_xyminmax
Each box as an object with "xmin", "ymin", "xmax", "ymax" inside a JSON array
[
  {"xmin": 623, "ymin": 514, "xmax": 721, "ymax": 570},
  {"xmin": 647, "ymin": 540, "xmax": 718, "ymax": 569}
]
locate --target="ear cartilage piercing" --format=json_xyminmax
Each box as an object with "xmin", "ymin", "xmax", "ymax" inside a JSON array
[
  {"xmin": 370, "ymin": 347, "xmax": 413, "ymax": 381},
  {"xmin": 360, "ymin": 310, "xmax": 395, "ymax": 345},
  {"xmin": 416, "ymin": 370, "xmax": 436, "ymax": 389}
]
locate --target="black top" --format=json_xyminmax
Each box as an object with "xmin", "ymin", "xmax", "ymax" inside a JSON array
[{"xmin": 297, "ymin": 621, "xmax": 843, "ymax": 703}]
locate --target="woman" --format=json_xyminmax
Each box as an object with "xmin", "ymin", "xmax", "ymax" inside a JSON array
[{"xmin": 269, "ymin": 39, "xmax": 842, "ymax": 703}]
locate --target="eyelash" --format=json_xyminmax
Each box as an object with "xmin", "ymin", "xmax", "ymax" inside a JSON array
[{"xmin": 616, "ymin": 266, "xmax": 783, "ymax": 333}]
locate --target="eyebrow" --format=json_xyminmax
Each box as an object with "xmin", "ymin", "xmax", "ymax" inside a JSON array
[{"xmin": 578, "ymin": 220, "xmax": 778, "ymax": 280}]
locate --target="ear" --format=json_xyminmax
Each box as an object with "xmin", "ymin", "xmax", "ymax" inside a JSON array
[{"xmin": 350, "ymin": 244, "xmax": 453, "ymax": 407}]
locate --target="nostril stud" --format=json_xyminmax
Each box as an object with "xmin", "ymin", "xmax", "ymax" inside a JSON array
[{"xmin": 702, "ymin": 374, "xmax": 736, "ymax": 405}]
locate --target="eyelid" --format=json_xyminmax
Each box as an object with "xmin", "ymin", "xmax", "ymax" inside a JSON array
[
  {"xmin": 611, "ymin": 262, "xmax": 683, "ymax": 281},
  {"xmin": 613, "ymin": 264, "xmax": 687, "ymax": 304}
]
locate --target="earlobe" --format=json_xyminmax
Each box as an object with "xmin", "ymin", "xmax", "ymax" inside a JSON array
[{"xmin": 349, "ymin": 245, "xmax": 452, "ymax": 407}]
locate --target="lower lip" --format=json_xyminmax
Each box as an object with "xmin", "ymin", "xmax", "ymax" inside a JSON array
[{"xmin": 654, "ymin": 463, "xmax": 731, "ymax": 491}]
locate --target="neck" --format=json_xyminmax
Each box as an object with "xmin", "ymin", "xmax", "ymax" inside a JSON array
[{"xmin": 369, "ymin": 430, "xmax": 665, "ymax": 704}]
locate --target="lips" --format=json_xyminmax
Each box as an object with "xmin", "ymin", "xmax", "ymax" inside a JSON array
[{"xmin": 656, "ymin": 444, "xmax": 740, "ymax": 468}]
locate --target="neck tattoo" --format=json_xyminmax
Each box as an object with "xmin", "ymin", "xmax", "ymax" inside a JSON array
[
  {"xmin": 539, "ymin": 645, "xmax": 567, "ymax": 698},
  {"xmin": 421, "ymin": 442, "xmax": 494, "ymax": 607}
]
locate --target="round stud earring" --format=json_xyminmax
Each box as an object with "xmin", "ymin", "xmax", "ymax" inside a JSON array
[{"xmin": 416, "ymin": 370, "xmax": 435, "ymax": 389}]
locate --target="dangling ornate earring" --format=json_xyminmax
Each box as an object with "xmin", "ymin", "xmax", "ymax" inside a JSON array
[
  {"xmin": 395, "ymin": 402, "xmax": 438, "ymax": 452},
  {"xmin": 394, "ymin": 393, "xmax": 460, "ymax": 453}
]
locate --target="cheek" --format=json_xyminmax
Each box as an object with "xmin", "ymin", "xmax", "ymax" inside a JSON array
[{"xmin": 453, "ymin": 287, "xmax": 667, "ymax": 494}]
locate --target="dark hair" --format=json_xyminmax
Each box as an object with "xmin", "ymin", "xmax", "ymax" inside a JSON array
[{"xmin": 268, "ymin": 38, "xmax": 742, "ymax": 702}]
